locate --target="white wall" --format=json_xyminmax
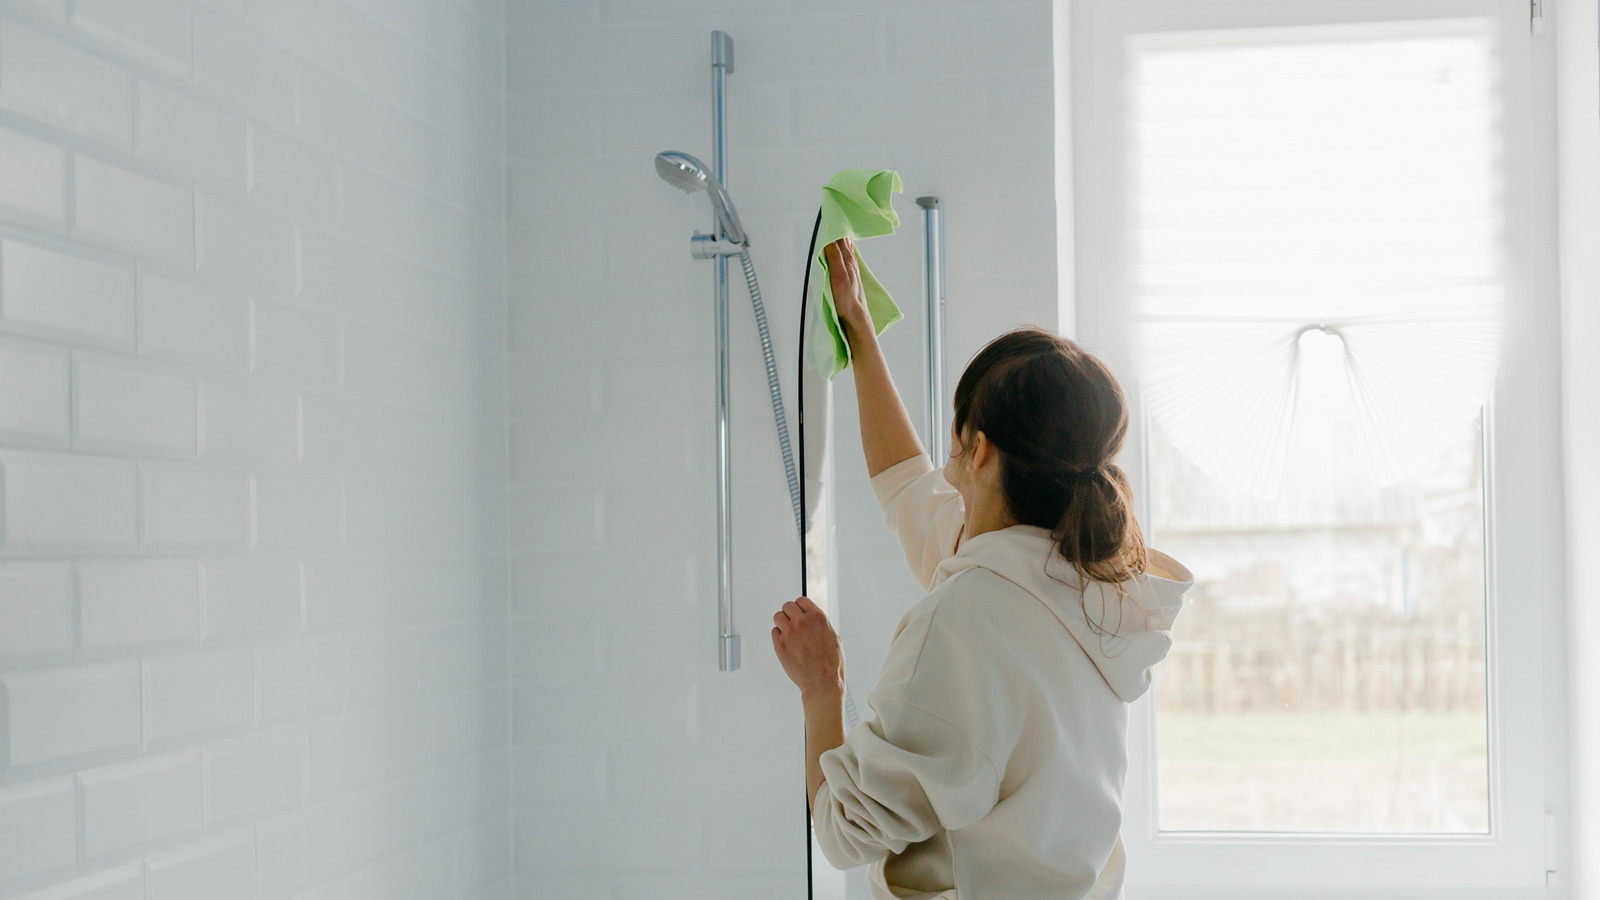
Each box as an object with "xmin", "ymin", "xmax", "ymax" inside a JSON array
[
  {"xmin": 503, "ymin": 0, "xmax": 1058, "ymax": 895},
  {"xmin": 0, "ymin": 1, "xmax": 511, "ymax": 898},
  {"xmin": 1556, "ymin": 0, "xmax": 1600, "ymax": 893}
]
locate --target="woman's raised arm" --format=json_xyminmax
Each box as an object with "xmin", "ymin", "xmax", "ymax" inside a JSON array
[{"xmin": 825, "ymin": 238, "xmax": 926, "ymax": 477}]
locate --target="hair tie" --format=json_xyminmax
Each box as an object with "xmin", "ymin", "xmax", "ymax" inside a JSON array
[{"xmin": 1063, "ymin": 466, "xmax": 1104, "ymax": 486}]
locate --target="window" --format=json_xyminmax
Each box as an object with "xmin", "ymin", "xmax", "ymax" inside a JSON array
[
  {"xmin": 1070, "ymin": 0, "xmax": 1559, "ymax": 892},
  {"xmin": 1133, "ymin": 18, "xmax": 1499, "ymax": 836}
]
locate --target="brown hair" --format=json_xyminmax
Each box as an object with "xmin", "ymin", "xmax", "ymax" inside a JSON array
[{"xmin": 952, "ymin": 327, "xmax": 1148, "ymax": 590}]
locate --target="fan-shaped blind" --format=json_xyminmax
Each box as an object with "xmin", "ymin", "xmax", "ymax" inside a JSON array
[{"xmin": 1129, "ymin": 18, "xmax": 1504, "ymax": 499}]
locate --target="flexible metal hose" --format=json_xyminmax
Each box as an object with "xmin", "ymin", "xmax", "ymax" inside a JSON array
[{"xmin": 738, "ymin": 249, "xmax": 804, "ymax": 538}]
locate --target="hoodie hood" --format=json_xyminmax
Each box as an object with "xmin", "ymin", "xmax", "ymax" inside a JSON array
[{"xmin": 930, "ymin": 525, "xmax": 1194, "ymax": 702}]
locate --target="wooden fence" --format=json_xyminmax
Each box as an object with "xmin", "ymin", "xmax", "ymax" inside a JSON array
[{"xmin": 1156, "ymin": 614, "xmax": 1486, "ymax": 714}]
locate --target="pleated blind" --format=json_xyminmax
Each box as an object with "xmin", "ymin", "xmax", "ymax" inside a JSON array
[{"xmin": 1128, "ymin": 18, "xmax": 1504, "ymax": 498}]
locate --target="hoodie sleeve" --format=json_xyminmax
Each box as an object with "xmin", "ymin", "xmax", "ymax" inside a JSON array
[
  {"xmin": 812, "ymin": 696, "xmax": 1001, "ymax": 869},
  {"xmin": 870, "ymin": 454, "xmax": 965, "ymax": 591},
  {"xmin": 811, "ymin": 589, "xmax": 1005, "ymax": 870}
]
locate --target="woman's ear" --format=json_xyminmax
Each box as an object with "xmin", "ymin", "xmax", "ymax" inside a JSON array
[{"xmin": 970, "ymin": 431, "xmax": 998, "ymax": 472}]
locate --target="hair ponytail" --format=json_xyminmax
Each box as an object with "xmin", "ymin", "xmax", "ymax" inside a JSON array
[{"xmin": 952, "ymin": 328, "xmax": 1148, "ymax": 592}]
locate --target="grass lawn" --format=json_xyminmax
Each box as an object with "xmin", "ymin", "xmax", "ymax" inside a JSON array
[{"xmin": 1156, "ymin": 712, "xmax": 1490, "ymax": 832}]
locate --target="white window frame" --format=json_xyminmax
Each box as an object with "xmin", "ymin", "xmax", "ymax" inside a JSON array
[{"xmin": 1065, "ymin": 0, "xmax": 1565, "ymax": 894}]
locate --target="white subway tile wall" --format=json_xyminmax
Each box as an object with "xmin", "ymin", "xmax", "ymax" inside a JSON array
[
  {"xmin": 0, "ymin": 3, "xmax": 509, "ymax": 900},
  {"xmin": 503, "ymin": 0, "xmax": 1055, "ymax": 896},
  {"xmin": 0, "ymin": 0, "xmax": 1057, "ymax": 895}
]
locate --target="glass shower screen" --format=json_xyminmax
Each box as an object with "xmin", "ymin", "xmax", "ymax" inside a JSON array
[{"xmin": 800, "ymin": 201, "xmax": 944, "ymax": 900}]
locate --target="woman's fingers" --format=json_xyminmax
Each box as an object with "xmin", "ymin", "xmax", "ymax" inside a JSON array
[
  {"xmin": 773, "ymin": 596, "xmax": 825, "ymax": 633},
  {"xmin": 825, "ymin": 238, "xmax": 870, "ymax": 339},
  {"xmin": 771, "ymin": 595, "xmax": 844, "ymax": 696},
  {"xmin": 823, "ymin": 240, "xmax": 843, "ymax": 275},
  {"xmin": 826, "ymin": 240, "xmax": 858, "ymax": 283}
]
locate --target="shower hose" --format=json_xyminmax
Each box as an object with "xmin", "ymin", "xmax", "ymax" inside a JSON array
[{"xmin": 738, "ymin": 231, "xmax": 861, "ymax": 731}]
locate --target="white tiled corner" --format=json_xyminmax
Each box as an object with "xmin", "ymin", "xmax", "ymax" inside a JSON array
[
  {"xmin": 0, "ymin": 2, "xmax": 512, "ymax": 897},
  {"xmin": 0, "ymin": 238, "xmax": 136, "ymax": 350},
  {"xmin": 417, "ymin": 751, "xmax": 509, "ymax": 839},
  {"xmin": 0, "ymin": 336, "xmax": 69, "ymax": 448},
  {"xmin": 78, "ymin": 752, "xmax": 203, "ymax": 860},
  {"xmin": 77, "ymin": 559, "xmax": 200, "ymax": 652},
  {"xmin": 451, "ymin": 816, "xmax": 512, "ymax": 897},
  {"xmin": 72, "ymin": 352, "xmax": 197, "ymax": 458}
]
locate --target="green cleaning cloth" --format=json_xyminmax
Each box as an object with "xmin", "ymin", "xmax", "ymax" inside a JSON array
[{"xmin": 811, "ymin": 168, "xmax": 905, "ymax": 379}]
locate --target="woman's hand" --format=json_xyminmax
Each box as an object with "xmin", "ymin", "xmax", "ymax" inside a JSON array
[
  {"xmin": 827, "ymin": 238, "xmax": 925, "ymax": 476},
  {"xmin": 777, "ymin": 597, "xmax": 849, "ymax": 808},
  {"xmin": 825, "ymin": 238, "xmax": 871, "ymax": 342},
  {"xmin": 772, "ymin": 596, "xmax": 845, "ymax": 701}
]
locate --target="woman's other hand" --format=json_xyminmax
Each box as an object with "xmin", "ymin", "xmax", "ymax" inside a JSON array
[
  {"xmin": 825, "ymin": 238, "xmax": 871, "ymax": 341},
  {"xmin": 772, "ymin": 596, "xmax": 846, "ymax": 701}
]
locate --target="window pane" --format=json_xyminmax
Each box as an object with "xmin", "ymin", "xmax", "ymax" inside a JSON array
[
  {"xmin": 1150, "ymin": 416, "xmax": 1488, "ymax": 833},
  {"xmin": 1130, "ymin": 19, "xmax": 1498, "ymax": 834}
]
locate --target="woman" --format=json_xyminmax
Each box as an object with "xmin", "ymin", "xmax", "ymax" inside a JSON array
[{"xmin": 772, "ymin": 238, "xmax": 1195, "ymax": 900}]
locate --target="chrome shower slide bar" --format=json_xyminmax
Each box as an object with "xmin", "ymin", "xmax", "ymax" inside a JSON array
[
  {"xmin": 711, "ymin": 30, "xmax": 737, "ymax": 671},
  {"xmin": 657, "ymin": 32, "xmax": 802, "ymax": 674}
]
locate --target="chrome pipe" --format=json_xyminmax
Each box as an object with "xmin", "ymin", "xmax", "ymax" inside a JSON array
[
  {"xmin": 918, "ymin": 196, "xmax": 947, "ymax": 464},
  {"xmin": 712, "ymin": 31, "xmax": 739, "ymax": 671}
]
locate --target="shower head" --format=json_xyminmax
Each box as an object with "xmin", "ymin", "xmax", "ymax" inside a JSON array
[
  {"xmin": 654, "ymin": 150, "xmax": 746, "ymax": 245},
  {"xmin": 654, "ymin": 151, "xmax": 709, "ymax": 192}
]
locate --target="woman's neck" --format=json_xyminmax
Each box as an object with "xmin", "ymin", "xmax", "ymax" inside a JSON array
[{"xmin": 964, "ymin": 486, "xmax": 1018, "ymax": 539}]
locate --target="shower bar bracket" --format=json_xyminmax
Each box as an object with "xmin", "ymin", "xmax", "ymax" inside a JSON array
[{"xmin": 691, "ymin": 233, "xmax": 748, "ymax": 259}]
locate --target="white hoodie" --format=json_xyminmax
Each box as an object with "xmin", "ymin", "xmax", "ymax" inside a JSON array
[{"xmin": 813, "ymin": 455, "xmax": 1194, "ymax": 900}]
